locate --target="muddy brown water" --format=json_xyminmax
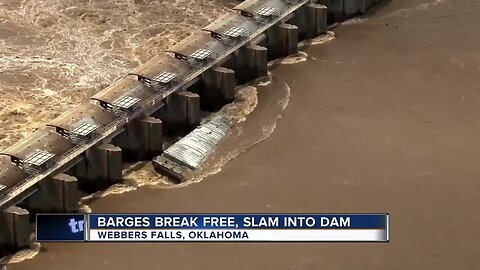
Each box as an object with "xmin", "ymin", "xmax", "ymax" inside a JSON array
[
  {"xmin": 3, "ymin": 0, "xmax": 480, "ymax": 269},
  {"xmin": 0, "ymin": 0, "xmax": 234, "ymax": 149}
]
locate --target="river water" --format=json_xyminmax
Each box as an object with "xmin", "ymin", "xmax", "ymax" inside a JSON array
[{"xmin": 3, "ymin": 0, "xmax": 480, "ymax": 269}]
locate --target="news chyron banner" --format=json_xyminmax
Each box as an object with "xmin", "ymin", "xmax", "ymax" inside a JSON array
[{"xmin": 37, "ymin": 214, "xmax": 390, "ymax": 242}]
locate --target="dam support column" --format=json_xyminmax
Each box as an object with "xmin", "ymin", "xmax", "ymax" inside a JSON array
[
  {"xmin": 200, "ymin": 67, "xmax": 236, "ymax": 111},
  {"xmin": 224, "ymin": 41, "xmax": 267, "ymax": 84},
  {"xmin": 306, "ymin": 3, "xmax": 328, "ymax": 38},
  {"xmin": 183, "ymin": 91, "xmax": 201, "ymax": 128},
  {"xmin": 289, "ymin": 4, "xmax": 327, "ymax": 40},
  {"xmin": 86, "ymin": 144, "xmax": 122, "ymax": 186},
  {"xmin": 159, "ymin": 91, "xmax": 201, "ymax": 135},
  {"xmin": 20, "ymin": 173, "xmax": 78, "ymax": 213},
  {"xmin": 69, "ymin": 144, "xmax": 122, "ymax": 189},
  {"xmin": 246, "ymin": 44, "xmax": 268, "ymax": 81},
  {"xmin": 344, "ymin": 0, "xmax": 378, "ymax": 18},
  {"xmin": 319, "ymin": 0, "xmax": 344, "ymax": 23},
  {"xmin": 137, "ymin": 116, "xmax": 163, "ymax": 157},
  {"xmin": 266, "ymin": 23, "xmax": 299, "ymax": 59},
  {"xmin": 112, "ymin": 116, "xmax": 163, "ymax": 160},
  {"xmin": 280, "ymin": 23, "xmax": 299, "ymax": 56},
  {"xmin": 0, "ymin": 206, "xmax": 30, "ymax": 256}
]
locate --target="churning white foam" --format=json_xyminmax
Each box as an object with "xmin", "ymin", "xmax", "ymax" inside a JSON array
[
  {"xmin": 1, "ymin": 15, "xmax": 336, "ymax": 266},
  {"xmin": 0, "ymin": 235, "xmax": 41, "ymax": 266}
]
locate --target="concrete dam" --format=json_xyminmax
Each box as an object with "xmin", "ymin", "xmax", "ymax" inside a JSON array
[{"xmin": 0, "ymin": 0, "xmax": 382, "ymax": 257}]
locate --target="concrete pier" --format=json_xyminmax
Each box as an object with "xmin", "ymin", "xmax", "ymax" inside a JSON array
[
  {"xmin": 306, "ymin": 3, "xmax": 328, "ymax": 38},
  {"xmin": 86, "ymin": 144, "xmax": 122, "ymax": 185},
  {"xmin": 288, "ymin": 4, "xmax": 327, "ymax": 41},
  {"xmin": 200, "ymin": 67, "xmax": 236, "ymax": 111},
  {"xmin": 266, "ymin": 23, "xmax": 299, "ymax": 59},
  {"xmin": 343, "ymin": 0, "xmax": 379, "ymax": 19},
  {"xmin": 344, "ymin": 0, "xmax": 366, "ymax": 17},
  {"xmin": 246, "ymin": 44, "xmax": 268, "ymax": 81},
  {"xmin": 21, "ymin": 174, "xmax": 78, "ymax": 213},
  {"xmin": 112, "ymin": 116, "xmax": 163, "ymax": 160},
  {"xmin": 69, "ymin": 144, "xmax": 122, "ymax": 189},
  {"xmin": 279, "ymin": 23, "xmax": 299, "ymax": 56},
  {"xmin": 184, "ymin": 92, "xmax": 201, "ymax": 127},
  {"xmin": 137, "ymin": 116, "xmax": 164, "ymax": 156},
  {"xmin": 0, "ymin": 206, "xmax": 30, "ymax": 256},
  {"xmin": 223, "ymin": 43, "xmax": 267, "ymax": 84},
  {"xmin": 319, "ymin": 0, "xmax": 344, "ymax": 23},
  {"xmin": 159, "ymin": 91, "xmax": 201, "ymax": 134}
]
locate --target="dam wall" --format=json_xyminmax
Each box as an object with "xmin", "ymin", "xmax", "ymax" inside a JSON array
[{"xmin": 0, "ymin": 0, "xmax": 382, "ymax": 257}]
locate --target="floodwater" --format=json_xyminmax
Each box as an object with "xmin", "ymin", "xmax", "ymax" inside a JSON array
[
  {"xmin": 0, "ymin": 0, "xmax": 233, "ymax": 149},
  {"xmin": 3, "ymin": 0, "xmax": 480, "ymax": 269}
]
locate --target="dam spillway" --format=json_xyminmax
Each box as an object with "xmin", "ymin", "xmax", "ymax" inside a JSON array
[{"xmin": 0, "ymin": 0, "xmax": 381, "ymax": 257}]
